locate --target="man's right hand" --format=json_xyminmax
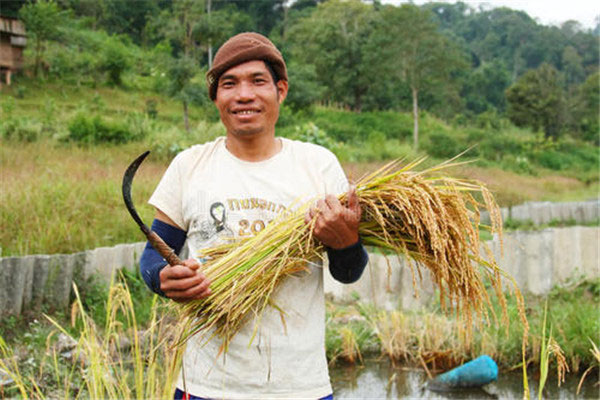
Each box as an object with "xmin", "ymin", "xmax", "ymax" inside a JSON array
[{"xmin": 159, "ymin": 259, "xmax": 212, "ymax": 302}]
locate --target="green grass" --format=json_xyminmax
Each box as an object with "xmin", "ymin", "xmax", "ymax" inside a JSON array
[{"xmin": 325, "ymin": 279, "xmax": 600, "ymax": 376}]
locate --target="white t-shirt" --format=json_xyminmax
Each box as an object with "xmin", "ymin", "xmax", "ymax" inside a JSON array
[{"xmin": 149, "ymin": 136, "xmax": 348, "ymax": 399}]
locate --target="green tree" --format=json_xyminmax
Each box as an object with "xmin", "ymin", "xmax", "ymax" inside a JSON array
[
  {"xmin": 288, "ymin": 0, "xmax": 378, "ymax": 111},
  {"xmin": 377, "ymin": 4, "xmax": 466, "ymax": 150},
  {"xmin": 19, "ymin": 0, "xmax": 63, "ymax": 77},
  {"xmin": 571, "ymin": 71, "xmax": 600, "ymax": 142},
  {"xmin": 98, "ymin": 36, "xmax": 130, "ymax": 86},
  {"xmin": 462, "ymin": 60, "xmax": 511, "ymax": 114},
  {"xmin": 150, "ymin": 0, "xmax": 233, "ymax": 131},
  {"xmin": 506, "ymin": 63, "xmax": 565, "ymax": 139},
  {"xmin": 561, "ymin": 45, "xmax": 585, "ymax": 87}
]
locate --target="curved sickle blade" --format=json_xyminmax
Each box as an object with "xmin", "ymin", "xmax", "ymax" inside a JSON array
[
  {"xmin": 122, "ymin": 151, "xmax": 151, "ymax": 235},
  {"xmin": 122, "ymin": 151, "xmax": 182, "ymax": 266}
]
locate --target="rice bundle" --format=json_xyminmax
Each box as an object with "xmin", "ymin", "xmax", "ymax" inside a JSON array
[{"xmin": 177, "ymin": 157, "xmax": 526, "ymax": 351}]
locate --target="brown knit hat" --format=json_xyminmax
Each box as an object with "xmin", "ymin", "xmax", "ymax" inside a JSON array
[{"xmin": 206, "ymin": 32, "xmax": 288, "ymax": 100}]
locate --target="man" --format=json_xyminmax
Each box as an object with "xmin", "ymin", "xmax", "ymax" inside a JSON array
[{"xmin": 140, "ymin": 32, "xmax": 368, "ymax": 399}]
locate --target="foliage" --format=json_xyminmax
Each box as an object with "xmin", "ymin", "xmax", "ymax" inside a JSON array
[
  {"xmin": 506, "ymin": 63, "xmax": 566, "ymax": 139},
  {"xmin": 376, "ymin": 4, "xmax": 467, "ymax": 149},
  {"xmin": 283, "ymin": 61, "xmax": 324, "ymax": 112},
  {"xmin": 288, "ymin": 0, "xmax": 378, "ymax": 112},
  {"xmin": 99, "ymin": 36, "xmax": 131, "ymax": 86},
  {"xmin": 18, "ymin": 0, "xmax": 63, "ymax": 77},
  {"xmin": 66, "ymin": 112, "xmax": 141, "ymax": 144}
]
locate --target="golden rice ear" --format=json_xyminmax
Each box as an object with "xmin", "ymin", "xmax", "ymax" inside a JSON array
[{"xmin": 175, "ymin": 157, "xmax": 525, "ymax": 356}]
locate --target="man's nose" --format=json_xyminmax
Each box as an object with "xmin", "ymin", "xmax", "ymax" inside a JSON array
[{"xmin": 236, "ymin": 81, "xmax": 256, "ymax": 101}]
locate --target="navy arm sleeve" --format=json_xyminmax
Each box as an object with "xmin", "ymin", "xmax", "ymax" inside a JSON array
[
  {"xmin": 139, "ymin": 219, "xmax": 187, "ymax": 297},
  {"xmin": 326, "ymin": 238, "xmax": 369, "ymax": 284}
]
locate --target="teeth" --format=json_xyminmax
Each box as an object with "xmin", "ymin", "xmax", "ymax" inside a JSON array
[{"xmin": 236, "ymin": 110, "xmax": 258, "ymax": 115}]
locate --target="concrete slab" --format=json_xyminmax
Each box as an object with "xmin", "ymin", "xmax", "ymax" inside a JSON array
[
  {"xmin": 580, "ymin": 227, "xmax": 600, "ymax": 280},
  {"xmin": 510, "ymin": 204, "xmax": 529, "ymax": 222},
  {"xmin": 31, "ymin": 255, "xmax": 51, "ymax": 311},
  {"xmin": 16, "ymin": 256, "xmax": 36, "ymax": 313},
  {"xmin": 524, "ymin": 229, "xmax": 554, "ymax": 295},
  {"xmin": 552, "ymin": 227, "xmax": 583, "ymax": 284},
  {"xmin": 497, "ymin": 231, "xmax": 527, "ymax": 291},
  {"xmin": 44, "ymin": 254, "xmax": 76, "ymax": 311},
  {"xmin": 0, "ymin": 258, "xmax": 24, "ymax": 316},
  {"xmin": 530, "ymin": 202, "xmax": 553, "ymax": 225}
]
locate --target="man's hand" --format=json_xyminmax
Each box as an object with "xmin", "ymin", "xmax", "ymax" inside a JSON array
[
  {"xmin": 159, "ymin": 259, "xmax": 211, "ymax": 302},
  {"xmin": 305, "ymin": 186, "xmax": 361, "ymax": 249}
]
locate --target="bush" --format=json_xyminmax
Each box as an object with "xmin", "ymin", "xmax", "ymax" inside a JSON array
[
  {"xmin": 424, "ymin": 132, "xmax": 462, "ymax": 159},
  {"xmin": 287, "ymin": 122, "xmax": 339, "ymax": 151},
  {"xmin": 99, "ymin": 37, "xmax": 130, "ymax": 86},
  {"xmin": 149, "ymin": 121, "xmax": 224, "ymax": 160},
  {"xmin": 66, "ymin": 113, "xmax": 139, "ymax": 144},
  {"xmin": 0, "ymin": 117, "xmax": 42, "ymax": 142},
  {"xmin": 311, "ymin": 108, "xmax": 411, "ymax": 142}
]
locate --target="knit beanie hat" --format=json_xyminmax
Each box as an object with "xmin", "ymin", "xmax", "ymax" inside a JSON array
[{"xmin": 206, "ymin": 32, "xmax": 288, "ymax": 100}]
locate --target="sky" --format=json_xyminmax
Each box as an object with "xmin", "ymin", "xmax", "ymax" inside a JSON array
[{"xmin": 385, "ymin": 0, "xmax": 600, "ymax": 29}]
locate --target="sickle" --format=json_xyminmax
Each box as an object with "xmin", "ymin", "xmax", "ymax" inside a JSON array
[{"xmin": 122, "ymin": 151, "xmax": 182, "ymax": 266}]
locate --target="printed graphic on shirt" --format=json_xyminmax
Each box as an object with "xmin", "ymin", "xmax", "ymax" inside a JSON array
[
  {"xmin": 188, "ymin": 201, "xmax": 235, "ymax": 251},
  {"xmin": 187, "ymin": 196, "xmax": 288, "ymax": 260}
]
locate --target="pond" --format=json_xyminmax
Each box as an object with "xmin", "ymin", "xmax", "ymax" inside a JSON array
[{"xmin": 330, "ymin": 359, "xmax": 598, "ymax": 399}]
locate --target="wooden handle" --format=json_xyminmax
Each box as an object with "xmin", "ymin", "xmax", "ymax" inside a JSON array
[{"xmin": 147, "ymin": 230, "xmax": 183, "ymax": 266}]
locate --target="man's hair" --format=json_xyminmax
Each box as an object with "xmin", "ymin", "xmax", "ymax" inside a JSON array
[
  {"xmin": 207, "ymin": 32, "xmax": 287, "ymax": 101},
  {"xmin": 263, "ymin": 60, "xmax": 279, "ymax": 85}
]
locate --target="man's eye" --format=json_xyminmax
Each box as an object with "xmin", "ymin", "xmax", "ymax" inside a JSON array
[
  {"xmin": 254, "ymin": 78, "xmax": 267, "ymax": 84},
  {"xmin": 221, "ymin": 81, "xmax": 235, "ymax": 88}
]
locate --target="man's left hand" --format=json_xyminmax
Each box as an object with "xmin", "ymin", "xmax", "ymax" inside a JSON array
[{"xmin": 305, "ymin": 186, "xmax": 361, "ymax": 249}]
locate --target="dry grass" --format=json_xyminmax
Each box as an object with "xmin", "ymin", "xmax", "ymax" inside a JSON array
[
  {"xmin": 176, "ymin": 157, "xmax": 528, "ymax": 355},
  {"xmin": 577, "ymin": 340, "xmax": 600, "ymax": 395},
  {"xmin": 0, "ymin": 140, "xmax": 164, "ymax": 255},
  {"xmin": 0, "ymin": 278, "xmax": 183, "ymax": 399}
]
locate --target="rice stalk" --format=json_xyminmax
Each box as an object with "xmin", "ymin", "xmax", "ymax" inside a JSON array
[
  {"xmin": 177, "ymin": 157, "xmax": 528, "ymax": 355},
  {"xmin": 577, "ymin": 339, "xmax": 600, "ymax": 395}
]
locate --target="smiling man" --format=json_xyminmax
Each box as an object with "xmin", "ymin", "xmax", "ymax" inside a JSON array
[{"xmin": 140, "ymin": 32, "xmax": 369, "ymax": 400}]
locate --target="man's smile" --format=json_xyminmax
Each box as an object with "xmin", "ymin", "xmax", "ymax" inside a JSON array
[{"xmin": 231, "ymin": 109, "xmax": 261, "ymax": 115}]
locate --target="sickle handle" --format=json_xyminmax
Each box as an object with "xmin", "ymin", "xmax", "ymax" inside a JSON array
[{"xmin": 147, "ymin": 230, "xmax": 183, "ymax": 266}]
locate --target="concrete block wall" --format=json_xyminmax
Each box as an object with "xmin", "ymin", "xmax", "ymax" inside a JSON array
[
  {"xmin": 324, "ymin": 226, "xmax": 599, "ymax": 310},
  {"xmin": 480, "ymin": 200, "xmax": 599, "ymax": 226},
  {"xmin": 0, "ymin": 243, "xmax": 145, "ymax": 316},
  {"xmin": 1, "ymin": 226, "xmax": 599, "ymax": 316}
]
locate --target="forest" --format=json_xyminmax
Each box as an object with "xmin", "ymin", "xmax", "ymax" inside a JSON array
[{"xmin": 2, "ymin": 0, "xmax": 598, "ymax": 143}]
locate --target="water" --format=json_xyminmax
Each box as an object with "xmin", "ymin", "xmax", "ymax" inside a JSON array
[{"xmin": 330, "ymin": 359, "xmax": 599, "ymax": 399}]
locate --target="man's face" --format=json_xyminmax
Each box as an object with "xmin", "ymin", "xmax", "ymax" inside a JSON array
[{"xmin": 214, "ymin": 60, "xmax": 288, "ymax": 138}]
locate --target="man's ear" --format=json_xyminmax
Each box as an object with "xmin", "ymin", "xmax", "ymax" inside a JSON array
[{"xmin": 276, "ymin": 80, "xmax": 288, "ymax": 104}]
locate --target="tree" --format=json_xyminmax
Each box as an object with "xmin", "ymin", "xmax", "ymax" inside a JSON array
[
  {"xmin": 570, "ymin": 71, "xmax": 599, "ymax": 142},
  {"xmin": 98, "ymin": 36, "xmax": 130, "ymax": 86},
  {"xmin": 19, "ymin": 0, "xmax": 63, "ymax": 77},
  {"xmin": 150, "ymin": 0, "xmax": 233, "ymax": 131},
  {"xmin": 166, "ymin": 56, "xmax": 208, "ymax": 132},
  {"xmin": 461, "ymin": 60, "xmax": 511, "ymax": 114},
  {"xmin": 377, "ymin": 4, "xmax": 466, "ymax": 150},
  {"xmin": 287, "ymin": 0, "xmax": 378, "ymax": 111},
  {"xmin": 506, "ymin": 63, "xmax": 565, "ymax": 139}
]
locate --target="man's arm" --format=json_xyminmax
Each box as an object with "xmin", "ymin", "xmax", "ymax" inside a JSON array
[
  {"xmin": 139, "ymin": 210, "xmax": 212, "ymax": 301},
  {"xmin": 305, "ymin": 187, "xmax": 368, "ymax": 283}
]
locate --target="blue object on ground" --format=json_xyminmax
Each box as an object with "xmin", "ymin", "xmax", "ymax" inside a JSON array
[{"xmin": 427, "ymin": 355, "xmax": 498, "ymax": 391}]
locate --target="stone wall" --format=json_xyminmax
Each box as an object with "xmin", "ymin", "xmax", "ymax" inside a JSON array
[{"xmin": 1, "ymin": 226, "xmax": 599, "ymax": 317}]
